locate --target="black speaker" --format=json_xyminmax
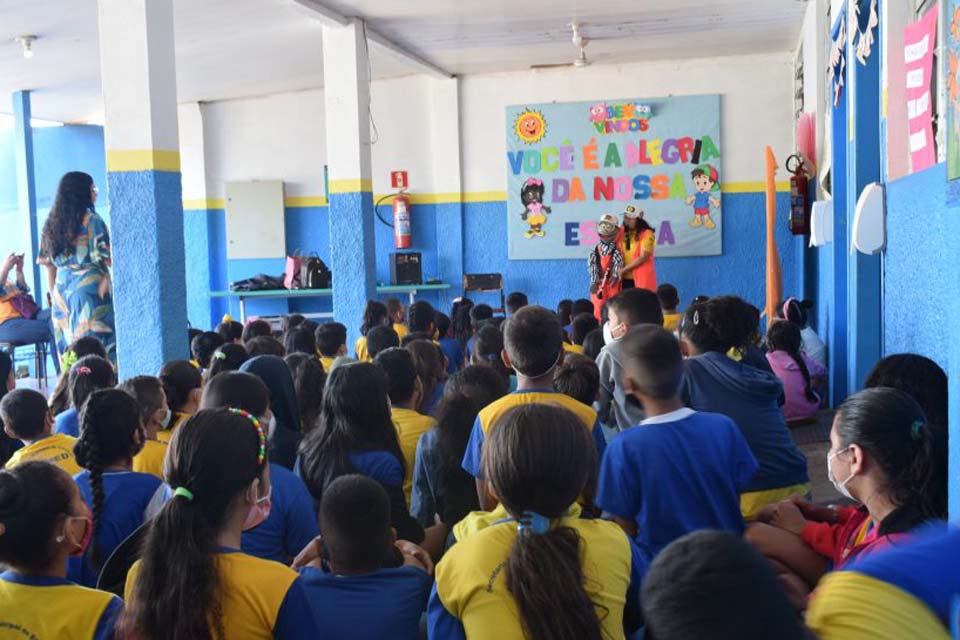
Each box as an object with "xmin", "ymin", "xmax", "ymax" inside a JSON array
[
  {"xmin": 463, "ymin": 273, "xmax": 502, "ymax": 291},
  {"xmin": 390, "ymin": 252, "xmax": 422, "ymax": 286}
]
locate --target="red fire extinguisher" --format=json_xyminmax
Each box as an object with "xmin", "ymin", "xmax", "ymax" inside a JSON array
[
  {"xmin": 393, "ymin": 191, "xmax": 412, "ymax": 249},
  {"xmin": 786, "ymin": 154, "xmax": 810, "ymax": 235}
]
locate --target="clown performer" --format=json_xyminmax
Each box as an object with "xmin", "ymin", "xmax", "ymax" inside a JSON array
[
  {"xmin": 588, "ymin": 214, "xmax": 624, "ymax": 320},
  {"xmin": 685, "ymin": 164, "xmax": 721, "ymax": 229},
  {"xmin": 617, "ymin": 205, "xmax": 657, "ymax": 292}
]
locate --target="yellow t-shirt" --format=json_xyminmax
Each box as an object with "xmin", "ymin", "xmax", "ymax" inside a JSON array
[
  {"xmin": 477, "ymin": 390, "xmax": 597, "ymax": 437},
  {"xmin": 156, "ymin": 412, "xmax": 190, "ymax": 444},
  {"xmin": 392, "ymin": 407, "xmax": 437, "ymax": 503},
  {"xmin": 0, "ymin": 571, "xmax": 122, "ymax": 639},
  {"xmin": 319, "ymin": 355, "xmax": 336, "ymax": 373},
  {"xmin": 126, "ymin": 550, "xmax": 303, "ymax": 639},
  {"xmin": 663, "ymin": 312, "xmax": 682, "ymax": 332},
  {"xmin": 435, "ymin": 513, "xmax": 636, "ymax": 640},
  {"xmin": 563, "ymin": 342, "xmax": 584, "ymax": 354},
  {"xmin": 618, "ymin": 230, "xmax": 656, "ymax": 280},
  {"xmin": 5, "ymin": 433, "xmax": 81, "ymax": 475},
  {"xmin": 132, "ymin": 439, "xmax": 168, "ymax": 479},
  {"xmin": 393, "ymin": 323, "xmax": 410, "ymax": 340},
  {"xmin": 355, "ymin": 337, "xmax": 370, "ymax": 362}
]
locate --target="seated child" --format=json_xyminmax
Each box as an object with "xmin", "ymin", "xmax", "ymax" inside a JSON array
[
  {"xmin": 431, "ymin": 403, "xmax": 645, "ymax": 639},
  {"xmin": 190, "ymin": 331, "xmax": 225, "ymax": 370},
  {"xmin": 117, "ymin": 375, "xmax": 170, "ymax": 479},
  {"xmin": 470, "ymin": 324, "xmax": 514, "ymax": 391},
  {"xmin": 70, "ymin": 389, "xmax": 163, "ymax": 587},
  {"xmin": 596, "ymin": 288, "xmax": 663, "ymax": 431},
  {"xmin": 553, "ymin": 353, "xmax": 600, "ymax": 407},
  {"xmin": 462, "ymin": 306, "xmax": 607, "ymax": 506},
  {"xmin": 215, "ymin": 316, "xmax": 244, "ymax": 344},
  {"xmin": 203, "ymin": 343, "xmax": 249, "ymax": 382},
  {"xmin": 765, "ymin": 320, "xmax": 825, "ymax": 423},
  {"xmin": 405, "ymin": 300, "xmax": 436, "ymax": 341},
  {"xmin": 123, "ymin": 408, "xmax": 320, "ymax": 638},
  {"xmin": 201, "ymin": 372, "xmax": 318, "ymax": 564},
  {"xmin": 564, "ymin": 312, "xmax": 599, "ymax": 354},
  {"xmin": 596, "ymin": 326, "xmax": 758, "ymax": 562},
  {"xmin": 241, "ymin": 318, "xmax": 272, "ymax": 343},
  {"xmin": 680, "ymin": 298, "xmax": 809, "ymax": 518},
  {"xmin": 48, "ymin": 336, "xmax": 108, "ymax": 416},
  {"xmin": 366, "ymin": 325, "xmax": 400, "ymax": 361},
  {"xmin": 286, "ymin": 353, "xmax": 326, "ymax": 434},
  {"xmin": 865, "ymin": 353, "xmax": 948, "ymax": 426},
  {"xmin": 0, "ymin": 461, "xmax": 123, "ymax": 637},
  {"xmin": 54, "ymin": 355, "xmax": 115, "ymax": 437},
  {"xmin": 411, "ymin": 366, "xmax": 508, "ymax": 528},
  {"xmin": 406, "ymin": 339, "xmax": 447, "ymax": 415},
  {"xmin": 657, "ymin": 283, "xmax": 682, "ymax": 332},
  {"xmin": 245, "ymin": 335, "xmax": 286, "ymax": 358},
  {"xmin": 556, "ymin": 298, "xmax": 573, "ymax": 333},
  {"xmin": 782, "ymin": 297, "xmax": 826, "ymax": 369},
  {"xmin": 356, "ymin": 300, "xmax": 390, "ymax": 361},
  {"xmin": 465, "ymin": 303, "xmax": 494, "ymax": 359},
  {"xmin": 2, "ymin": 388, "xmax": 80, "ymax": 474},
  {"xmin": 283, "ymin": 325, "xmax": 317, "ymax": 357},
  {"xmin": 434, "ymin": 311, "xmax": 463, "ymax": 374},
  {"xmin": 375, "ymin": 347, "xmax": 437, "ymax": 503},
  {"xmin": 386, "ymin": 297, "xmax": 409, "ymax": 341},
  {"xmin": 297, "ymin": 475, "xmax": 433, "ymax": 640},
  {"xmin": 807, "ymin": 525, "xmax": 960, "ymax": 640},
  {"xmin": 315, "ymin": 322, "xmax": 348, "ymax": 372},
  {"xmin": 505, "ymin": 291, "xmax": 528, "ymax": 315},
  {"xmin": 641, "ymin": 531, "xmax": 807, "ymax": 640},
  {"xmin": 581, "ymin": 328, "xmax": 605, "ymax": 360},
  {"xmin": 281, "ymin": 313, "xmax": 305, "ymax": 333},
  {"xmin": 156, "ymin": 360, "xmax": 202, "ymax": 443},
  {"xmin": 746, "ymin": 387, "xmax": 946, "ymax": 601}
]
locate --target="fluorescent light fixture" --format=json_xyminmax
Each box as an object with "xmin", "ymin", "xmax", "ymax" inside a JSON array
[{"xmin": 15, "ymin": 35, "xmax": 37, "ymax": 59}]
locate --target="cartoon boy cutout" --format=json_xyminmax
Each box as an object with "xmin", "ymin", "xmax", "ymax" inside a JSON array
[{"xmin": 686, "ymin": 164, "xmax": 721, "ymax": 229}]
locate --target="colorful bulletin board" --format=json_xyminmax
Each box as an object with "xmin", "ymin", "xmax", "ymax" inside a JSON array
[
  {"xmin": 504, "ymin": 95, "xmax": 722, "ymax": 260},
  {"xmin": 948, "ymin": 0, "xmax": 960, "ymax": 180}
]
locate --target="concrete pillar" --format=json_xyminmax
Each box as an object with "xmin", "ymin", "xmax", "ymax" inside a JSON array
[
  {"xmin": 12, "ymin": 91, "xmax": 40, "ymax": 295},
  {"xmin": 428, "ymin": 77, "xmax": 464, "ymax": 311},
  {"xmin": 322, "ymin": 20, "xmax": 377, "ymax": 347},
  {"xmin": 97, "ymin": 0, "xmax": 187, "ymax": 375}
]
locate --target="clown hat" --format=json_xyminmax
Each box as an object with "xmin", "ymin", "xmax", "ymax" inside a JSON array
[
  {"xmin": 597, "ymin": 214, "xmax": 619, "ymax": 237},
  {"xmin": 623, "ymin": 205, "xmax": 643, "ymax": 219}
]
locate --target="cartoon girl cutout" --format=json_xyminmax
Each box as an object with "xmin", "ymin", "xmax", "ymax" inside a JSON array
[
  {"xmin": 520, "ymin": 178, "xmax": 551, "ymax": 238},
  {"xmin": 686, "ymin": 164, "xmax": 721, "ymax": 230}
]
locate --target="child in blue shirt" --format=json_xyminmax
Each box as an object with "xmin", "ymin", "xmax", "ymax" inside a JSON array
[
  {"xmin": 596, "ymin": 325, "xmax": 758, "ymax": 562},
  {"xmin": 70, "ymin": 389, "xmax": 162, "ymax": 587},
  {"xmin": 435, "ymin": 311, "xmax": 463, "ymax": 374},
  {"xmin": 53, "ymin": 355, "xmax": 115, "ymax": 437},
  {"xmin": 296, "ymin": 474, "xmax": 432, "ymax": 640}
]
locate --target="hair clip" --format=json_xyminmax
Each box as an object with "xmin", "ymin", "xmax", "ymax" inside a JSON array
[
  {"xmin": 172, "ymin": 487, "xmax": 194, "ymax": 502},
  {"xmin": 911, "ymin": 421, "xmax": 925, "ymax": 441},
  {"xmin": 213, "ymin": 350, "xmax": 227, "ymax": 361},
  {"xmin": 75, "ymin": 365, "xmax": 92, "ymax": 375},
  {"xmin": 517, "ymin": 511, "xmax": 551, "ymax": 535},
  {"xmin": 228, "ymin": 407, "xmax": 266, "ymax": 466},
  {"xmin": 61, "ymin": 350, "xmax": 78, "ymax": 370},
  {"xmin": 692, "ymin": 310, "xmax": 700, "ymax": 326},
  {"xmin": 222, "ymin": 314, "xmax": 234, "ymax": 323}
]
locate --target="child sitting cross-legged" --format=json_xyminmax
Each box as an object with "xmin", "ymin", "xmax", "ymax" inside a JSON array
[
  {"xmin": 315, "ymin": 322, "xmax": 348, "ymax": 373},
  {"xmin": 294, "ymin": 474, "xmax": 433, "ymax": 640},
  {"xmin": 2, "ymin": 388, "xmax": 81, "ymax": 474},
  {"xmin": 596, "ymin": 325, "xmax": 758, "ymax": 563}
]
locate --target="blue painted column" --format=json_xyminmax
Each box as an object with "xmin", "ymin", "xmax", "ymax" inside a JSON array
[
  {"xmin": 322, "ymin": 21, "xmax": 377, "ymax": 347},
  {"xmin": 12, "ymin": 91, "xmax": 40, "ymax": 295},
  {"xmin": 829, "ymin": 9, "xmax": 850, "ymax": 405},
  {"xmin": 845, "ymin": 1, "xmax": 883, "ymax": 394},
  {"xmin": 98, "ymin": 0, "xmax": 187, "ymax": 375}
]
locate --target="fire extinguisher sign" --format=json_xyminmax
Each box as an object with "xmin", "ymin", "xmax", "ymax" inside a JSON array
[{"xmin": 391, "ymin": 171, "xmax": 408, "ymax": 190}]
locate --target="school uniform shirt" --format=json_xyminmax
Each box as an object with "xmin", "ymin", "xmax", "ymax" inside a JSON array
[
  {"xmin": 319, "ymin": 355, "xmax": 336, "ymax": 373},
  {"xmin": 156, "ymin": 412, "xmax": 190, "ymax": 444},
  {"xmin": 131, "ymin": 438, "xmax": 167, "ymax": 479},
  {"xmin": 681, "ymin": 352, "xmax": 808, "ymax": 494},
  {"xmin": 393, "ymin": 323, "xmax": 410, "ymax": 340},
  {"xmin": 596, "ymin": 408, "xmax": 758, "ymax": 562},
  {"xmin": 766, "ymin": 350, "xmax": 826, "ymax": 422},
  {"xmin": 242, "ymin": 463, "xmax": 319, "ymax": 564},
  {"xmin": 349, "ymin": 449, "xmax": 424, "ymax": 544},
  {"xmin": 428, "ymin": 512, "xmax": 647, "ymax": 640},
  {"xmin": 807, "ymin": 526, "xmax": 960, "ymax": 640},
  {"xmin": 439, "ymin": 337, "xmax": 464, "ymax": 374},
  {"xmin": 0, "ymin": 571, "xmax": 123, "ymax": 640},
  {"xmin": 4, "ymin": 433, "xmax": 81, "ymax": 475},
  {"xmin": 392, "ymin": 408, "xmax": 437, "ymax": 504},
  {"xmin": 68, "ymin": 469, "xmax": 163, "ymax": 587},
  {"xmin": 562, "ymin": 342, "xmax": 584, "ymax": 354},
  {"xmin": 300, "ymin": 565, "xmax": 431, "ymax": 640},
  {"xmin": 125, "ymin": 548, "xmax": 320, "ymax": 639},
  {"xmin": 355, "ymin": 336, "xmax": 370, "ymax": 362},
  {"xmin": 662, "ymin": 312, "xmax": 682, "ymax": 333},
  {"xmin": 423, "ymin": 383, "xmax": 445, "ymax": 416},
  {"xmin": 461, "ymin": 390, "xmax": 606, "ymax": 479},
  {"xmin": 53, "ymin": 407, "xmax": 80, "ymax": 437},
  {"xmin": 411, "ymin": 427, "xmax": 479, "ymax": 528},
  {"xmin": 597, "ymin": 340, "xmax": 645, "ymax": 431}
]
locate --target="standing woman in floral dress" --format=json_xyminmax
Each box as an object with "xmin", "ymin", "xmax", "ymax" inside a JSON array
[{"xmin": 39, "ymin": 172, "xmax": 116, "ymax": 363}]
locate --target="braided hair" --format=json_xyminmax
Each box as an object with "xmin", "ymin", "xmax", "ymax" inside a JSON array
[
  {"xmin": 74, "ymin": 388, "xmax": 144, "ymax": 568},
  {"xmin": 766, "ymin": 321, "xmax": 817, "ymax": 402}
]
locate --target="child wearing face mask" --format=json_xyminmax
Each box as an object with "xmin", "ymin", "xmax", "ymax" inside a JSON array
[
  {"xmin": 117, "ymin": 376, "xmax": 170, "ymax": 479},
  {"xmin": 0, "ymin": 461, "xmax": 123, "ymax": 639},
  {"xmin": 745, "ymin": 387, "xmax": 947, "ymax": 606},
  {"xmin": 596, "ymin": 288, "xmax": 664, "ymax": 431},
  {"xmin": 122, "ymin": 408, "xmax": 320, "ymax": 639},
  {"xmin": 69, "ymin": 389, "xmax": 163, "ymax": 587},
  {"xmin": 200, "ymin": 372, "xmax": 318, "ymax": 565}
]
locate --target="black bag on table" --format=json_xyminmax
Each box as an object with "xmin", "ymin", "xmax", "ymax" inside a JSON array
[{"xmin": 300, "ymin": 256, "xmax": 331, "ymax": 289}]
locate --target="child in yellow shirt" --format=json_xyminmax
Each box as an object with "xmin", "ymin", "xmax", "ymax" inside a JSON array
[
  {"xmin": 386, "ymin": 297, "xmax": 410, "ymax": 341},
  {"xmin": 316, "ymin": 322, "xmax": 348, "ymax": 373},
  {"xmin": 1, "ymin": 388, "xmax": 81, "ymax": 475},
  {"xmin": 657, "ymin": 283, "xmax": 683, "ymax": 333},
  {"xmin": 118, "ymin": 375, "xmax": 170, "ymax": 479},
  {"xmin": 356, "ymin": 301, "xmax": 390, "ymax": 362}
]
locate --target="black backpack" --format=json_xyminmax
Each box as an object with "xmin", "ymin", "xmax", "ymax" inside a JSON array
[{"xmin": 300, "ymin": 256, "xmax": 331, "ymax": 290}]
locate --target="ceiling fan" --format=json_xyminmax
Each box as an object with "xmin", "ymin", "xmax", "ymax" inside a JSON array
[{"xmin": 530, "ymin": 22, "xmax": 591, "ymax": 70}]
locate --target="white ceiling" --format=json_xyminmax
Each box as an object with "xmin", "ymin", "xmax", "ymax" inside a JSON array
[{"xmin": 0, "ymin": 0, "xmax": 808, "ymax": 123}]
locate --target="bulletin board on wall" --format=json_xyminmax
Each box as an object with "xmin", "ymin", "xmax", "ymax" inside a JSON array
[
  {"xmin": 504, "ymin": 94, "xmax": 722, "ymax": 261},
  {"xmin": 225, "ymin": 180, "xmax": 286, "ymax": 259}
]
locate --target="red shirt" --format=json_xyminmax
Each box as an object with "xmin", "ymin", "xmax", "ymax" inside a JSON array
[{"xmin": 801, "ymin": 505, "xmax": 910, "ymax": 568}]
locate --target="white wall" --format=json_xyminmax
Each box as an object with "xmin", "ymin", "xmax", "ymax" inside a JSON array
[{"xmin": 459, "ymin": 52, "xmax": 796, "ymax": 192}]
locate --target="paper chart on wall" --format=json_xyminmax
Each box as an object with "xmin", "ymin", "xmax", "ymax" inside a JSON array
[
  {"xmin": 504, "ymin": 95, "xmax": 723, "ymax": 261},
  {"xmin": 903, "ymin": 3, "xmax": 938, "ymax": 174}
]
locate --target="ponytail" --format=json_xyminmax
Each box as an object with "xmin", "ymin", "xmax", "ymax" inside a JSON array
[
  {"xmin": 158, "ymin": 360, "xmax": 202, "ymax": 413},
  {"xmin": 68, "ymin": 355, "xmax": 115, "ymax": 412},
  {"xmin": 767, "ymin": 321, "xmax": 816, "ymax": 402},
  {"xmin": 903, "ymin": 420, "xmax": 948, "ymax": 519}
]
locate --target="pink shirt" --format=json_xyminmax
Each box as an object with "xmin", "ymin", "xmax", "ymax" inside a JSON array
[{"xmin": 766, "ymin": 350, "xmax": 826, "ymax": 422}]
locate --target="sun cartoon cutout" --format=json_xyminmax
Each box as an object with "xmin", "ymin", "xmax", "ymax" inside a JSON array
[{"xmin": 514, "ymin": 109, "xmax": 547, "ymax": 144}]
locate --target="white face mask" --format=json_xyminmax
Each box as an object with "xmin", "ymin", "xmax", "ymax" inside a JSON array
[
  {"xmin": 603, "ymin": 322, "xmax": 614, "ymax": 345},
  {"xmin": 159, "ymin": 408, "xmax": 172, "ymax": 429},
  {"xmin": 826, "ymin": 446, "xmax": 854, "ymax": 499}
]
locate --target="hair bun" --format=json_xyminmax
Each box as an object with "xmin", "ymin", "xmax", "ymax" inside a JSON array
[{"xmin": 0, "ymin": 473, "xmax": 25, "ymax": 516}]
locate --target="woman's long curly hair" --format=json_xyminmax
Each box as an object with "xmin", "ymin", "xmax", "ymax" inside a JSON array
[{"xmin": 41, "ymin": 172, "xmax": 95, "ymax": 259}]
